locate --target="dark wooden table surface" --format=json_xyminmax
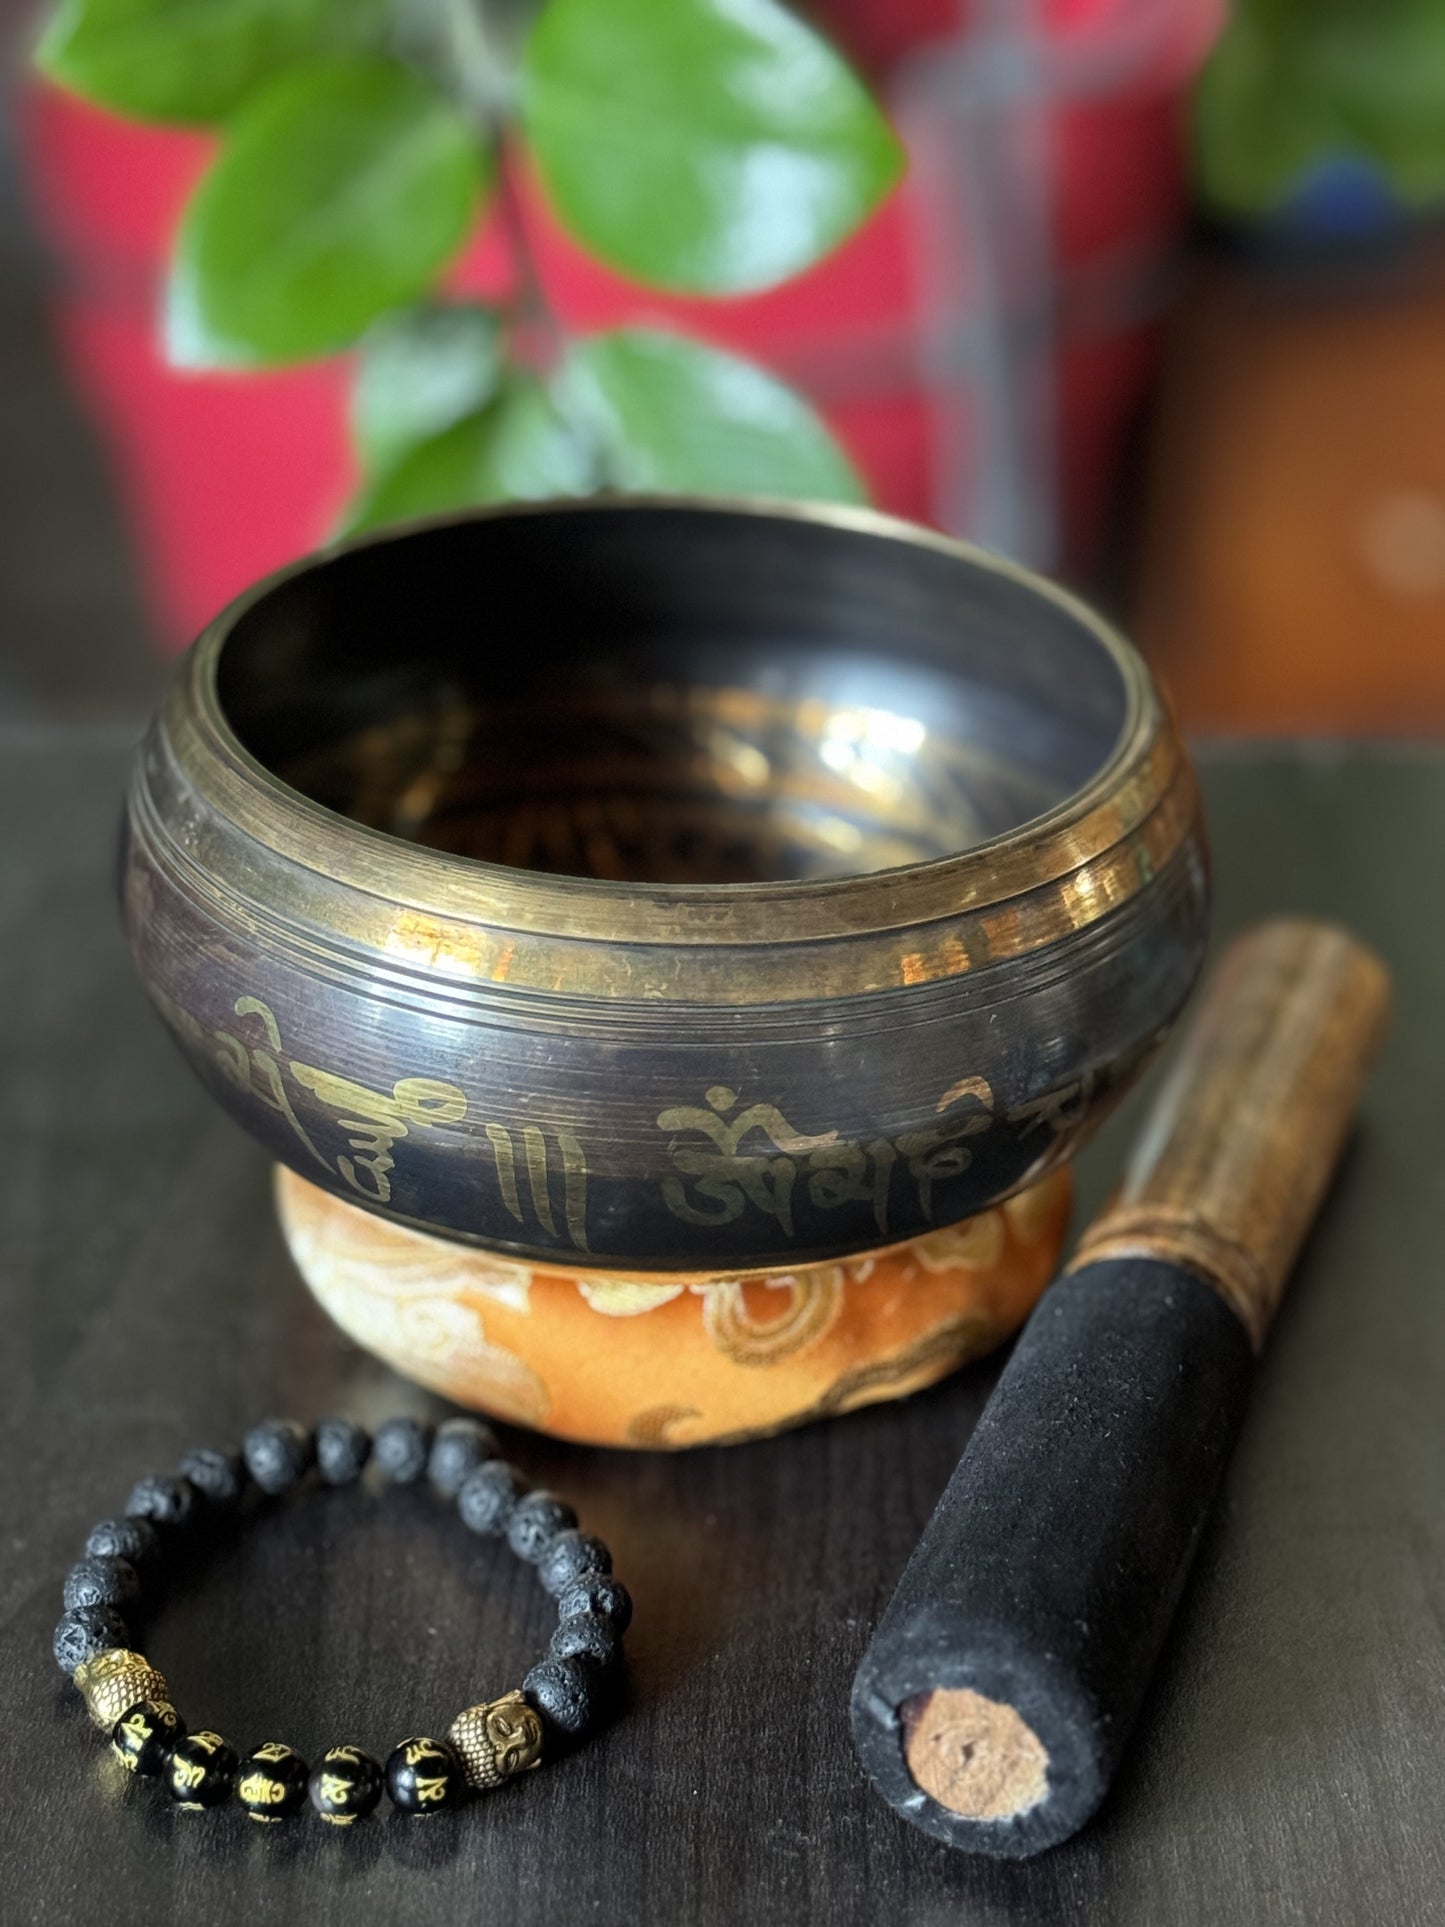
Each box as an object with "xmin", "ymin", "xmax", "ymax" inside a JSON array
[{"xmin": 2, "ymin": 733, "xmax": 1442, "ymax": 1927}]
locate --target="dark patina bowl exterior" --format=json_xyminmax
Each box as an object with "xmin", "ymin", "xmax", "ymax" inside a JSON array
[{"xmin": 122, "ymin": 498, "xmax": 1208, "ymax": 1272}]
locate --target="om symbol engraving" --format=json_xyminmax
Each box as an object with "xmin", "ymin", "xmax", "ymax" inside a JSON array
[
  {"xmin": 658, "ymin": 1075, "xmax": 997, "ymax": 1242},
  {"xmin": 657, "ymin": 1086, "xmax": 839, "ymax": 1237}
]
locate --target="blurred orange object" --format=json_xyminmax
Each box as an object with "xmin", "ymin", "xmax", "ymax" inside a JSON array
[
  {"xmin": 1138, "ymin": 255, "xmax": 1445, "ymax": 736},
  {"xmin": 276, "ymin": 1163, "xmax": 1072, "ymax": 1449}
]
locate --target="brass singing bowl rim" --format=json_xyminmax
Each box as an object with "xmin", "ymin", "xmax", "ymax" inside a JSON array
[{"xmin": 171, "ymin": 494, "xmax": 1169, "ymax": 953}]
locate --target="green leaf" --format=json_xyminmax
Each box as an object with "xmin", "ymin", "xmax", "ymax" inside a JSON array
[
  {"xmin": 1193, "ymin": 18, "xmax": 1329, "ymax": 214},
  {"xmin": 343, "ymin": 378, "xmax": 595, "ymax": 534},
  {"xmin": 352, "ymin": 303, "xmax": 504, "ymax": 477},
  {"xmin": 168, "ymin": 60, "xmax": 488, "ymax": 370},
  {"xmin": 35, "ymin": 0, "xmax": 384, "ymax": 126},
  {"xmin": 521, "ymin": 0, "xmax": 904, "ymax": 294},
  {"xmin": 562, "ymin": 327, "xmax": 866, "ymax": 502},
  {"xmin": 1194, "ymin": 0, "xmax": 1445, "ymax": 213}
]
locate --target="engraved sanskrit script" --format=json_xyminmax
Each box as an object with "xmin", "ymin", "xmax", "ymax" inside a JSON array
[
  {"xmin": 208, "ymin": 996, "xmax": 467, "ymax": 1208},
  {"xmin": 152, "ymin": 987, "xmax": 592, "ymax": 1248},
  {"xmin": 482, "ymin": 1121, "xmax": 591, "ymax": 1255},
  {"xmin": 657, "ymin": 1076, "xmax": 997, "ymax": 1241}
]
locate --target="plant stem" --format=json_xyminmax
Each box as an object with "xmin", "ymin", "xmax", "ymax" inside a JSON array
[
  {"xmin": 492, "ymin": 135, "xmax": 566, "ymax": 375},
  {"xmin": 442, "ymin": 0, "xmax": 555, "ymax": 355},
  {"xmin": 440, "ymin": 0, "xmax": 612, "ymax": 482}
]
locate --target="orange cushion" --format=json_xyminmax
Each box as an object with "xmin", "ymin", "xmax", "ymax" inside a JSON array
[{"xmin": 277, "ymin": 1163, "xmax": 1072, "ymax": 1448}]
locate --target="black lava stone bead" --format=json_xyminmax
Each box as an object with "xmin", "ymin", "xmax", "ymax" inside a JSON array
[
  {"xmin": 384, "ymin": 1736, "xmax": 466, "ymax": 1815},
  {"xmin": 53, "ymin": 1603, "xmax": 128, "ymax": 1673},
  {"xmin": 372, "ymin": 1416, "xmax": 432, "ymax": 1484},
  {"xmin": 126, "ymin": 1474, "xmax": 196, "ymax": 1528},
  {"xmin": 63, "ymin": 1554, "xmax": 139, "ymax": 1614},
  {"xmin": 112, "ymin": 1698, "xmax": 183, "ymax": 1776},
  {"xmin": 522, "ymin": 1655, "xmax": 603, "ymax": 1740},
  {"xmin": 537, "ymin": 1530, "xmax": 612, "ymax": 1597},
  {"xmin": 427, "ymin": 1417, "xmax": 498, "ymax": 1497},
  {"xmin": 237, "ymin": 1742, "xmax": 310, "ymax": 1822},
  {"xmin": 506, "ymin": 1491, "xmax": 578, "ymax": 1564},
  {"xmin": 315, "ymin": 1416, "xmax": 370, "ymax": 1485},
  {"xmin": 550, "ymin": 1612, "xmax": 621, "ymax": 1672},
  {"xmin": 176, "ymin": 1446, "xmax": 246, "ymax": 1508},
  {"xmin": 308, "ymin": 1745, "xmax": 384, "ymax": 1826},
  {"xmin": 457, "ymin": 1460, "xmax": 528, "ymax": 1536},
  {"xmin": 243, "ymin": 1418, "xmax": 313, "ymax": 1496},
  {"xmin": 85, "ymin": 1516, "xmax": 158, "ymax": 1566},
  {"xmin": 166, "ymin": 1730, "xmax": 238, "ymax": 1809},
  {"xmin": 556, "ymin": 1572, "xmax": 633, "ymax": 1635}
]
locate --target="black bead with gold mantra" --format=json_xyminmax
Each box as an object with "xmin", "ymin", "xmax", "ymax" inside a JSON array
[
  {"xmin": 308, "ymin": 1745, "xmax": 384, "ymax": 1826},
  {"xmin": 59, "ymin": 1415, "xmax": 632, "ymax": 1827},
  {"xmin": 237, "ymin": 1743, "xmax": 310, "ymax": 1822},
  {"xmin": 166, "ymin": 1731, "xmax": 238, "ymax": 1809},
  {"xmin": 383, "ymin": 1736, "xmax": 467, "ymax": 1815},
  {"xmin": 113, "ymin": 1698, "xmax": 184, "ymax": 1777}
]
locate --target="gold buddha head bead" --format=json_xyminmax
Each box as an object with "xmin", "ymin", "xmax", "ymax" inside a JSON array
[
  {"xmin": 73, "ymin": 1649, "xmax": 171, "ymax": 1731},
  {"xmin": 447, "ymin": 1690, "xmax": 544, "ymax": 1792}
]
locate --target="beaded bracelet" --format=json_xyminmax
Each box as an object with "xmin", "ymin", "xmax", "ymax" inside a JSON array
[{"xmin": 54, "ymin": 1414, "xmax": 632, "ymax": 1825}]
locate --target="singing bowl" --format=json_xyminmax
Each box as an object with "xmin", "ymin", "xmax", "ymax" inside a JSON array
[{"xmin": 121, "ymin": 497, "xmax": 1209, "ymax": 1272}]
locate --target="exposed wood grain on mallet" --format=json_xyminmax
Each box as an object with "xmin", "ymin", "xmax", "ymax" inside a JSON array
[{"xmin": 901, "ymin": 1689, "xmax": 1049, "ymax": 1820}]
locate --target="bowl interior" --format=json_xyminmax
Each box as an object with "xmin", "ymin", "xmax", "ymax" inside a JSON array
[{"xmin": 216, "ymin": 506, "xmax": 1130, "ymax": 886}]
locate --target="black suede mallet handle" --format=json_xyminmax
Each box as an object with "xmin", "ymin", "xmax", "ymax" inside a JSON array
[{"xmin": 850, "ymin": 919, "xmax": 1390, "ymax": 1857}]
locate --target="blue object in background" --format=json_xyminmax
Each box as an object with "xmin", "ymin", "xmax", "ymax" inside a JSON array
[{"xmin": 1273, "ymin": 154, "xmax": 1407, "ymax": 241}]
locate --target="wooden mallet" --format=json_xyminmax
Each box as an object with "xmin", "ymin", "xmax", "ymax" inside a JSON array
[{"xmin": 850, "ymin": 918, "xmax": 1390, "ymax": 1856}]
